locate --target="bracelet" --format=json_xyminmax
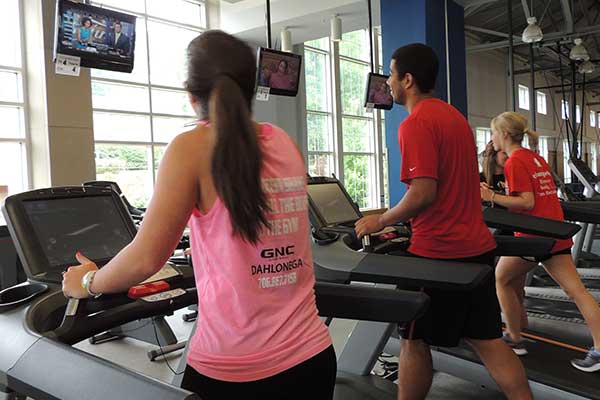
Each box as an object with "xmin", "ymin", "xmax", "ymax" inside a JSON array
[
  {"xmin": 490, "ymin": 191, "xmax": 496, "ymax": 208},
  {"xmin": 81, "ymin": 271, "xmax": 102, "ymax": 298}
]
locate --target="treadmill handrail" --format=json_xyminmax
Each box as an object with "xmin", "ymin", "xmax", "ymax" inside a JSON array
[
  {"xmin": 312, "ymin": 239, "xmax": 491, "ymax": 290},
  {"xmin": 561, "ymin": 201, "xmax": 600, "ymax": 224},
  {"xmin": 493, "ymin": 236, "xmax": 554, "ymax": 257},
  {"xmin": 483, "ymin": 207, "xmax": 580, "ymax": 239},
  {"xmin": 314, "ymin": 281, "xmax": 429, "ymax": 323}
]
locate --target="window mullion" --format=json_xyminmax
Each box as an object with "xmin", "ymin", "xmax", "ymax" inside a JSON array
[{"xmin": 331, "ymin": 40, "xmax": 344, "ymax": 182}]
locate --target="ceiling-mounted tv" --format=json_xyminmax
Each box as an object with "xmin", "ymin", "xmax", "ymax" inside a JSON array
[
  {"xmin": 256, "ymin": 47, "xmax": 302, "ymax": 97},
  {"xmin": 54, "ymin": 0, "xmax": 137, "ymax": 73},
  {"xmin": 364, "ymin": 73, "xmax": 393, "ymax": 110}
]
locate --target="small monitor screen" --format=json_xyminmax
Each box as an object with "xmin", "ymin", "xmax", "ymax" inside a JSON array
[
  {"xmin": 257, "ymin": 47, "xmax": 302, "ymax": 96},
  {"xmin": 365, "ymin": 73, "xmax": 393, "ymax": 110},
  {"xmin": 23, "ymin": 196, "xmax": 132, "ymax": 271},
  {"xmin": 55, "ymin": 0, "xmax": 136, "ymax": 72},
  {"xmin": 308, "ymin": 183, "xmax": 362, "ymax": 225}
]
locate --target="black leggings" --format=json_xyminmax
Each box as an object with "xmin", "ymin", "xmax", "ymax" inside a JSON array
[{"xmin": 181, "ymin": 345, "xmax": 337, "ymax": 400}]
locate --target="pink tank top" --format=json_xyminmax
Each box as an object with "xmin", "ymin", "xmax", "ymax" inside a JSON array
[{"xmin": 186, "ymin": 123, "xmax": 332, "ymax": 382}]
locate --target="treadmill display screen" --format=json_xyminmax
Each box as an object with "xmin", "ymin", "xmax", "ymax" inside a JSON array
[
  {"xmin": 23, "ymin": 196, "xmax": 132, "ymax": 270},
  {"xmin": 308, "ymin": 182, "xmax": 361, "ymax": 225}
]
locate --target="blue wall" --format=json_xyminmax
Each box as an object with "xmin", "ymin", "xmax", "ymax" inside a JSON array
[{"xmin": 380, "ymin": 0, "xmax": 467, "ymax": 206}]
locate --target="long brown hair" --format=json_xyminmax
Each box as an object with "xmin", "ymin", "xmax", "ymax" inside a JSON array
[
  {"xmin": 185, "ymin": 30, "xmax": 269, "ymax": 244},
  {"xmin": 482, "ymin": 141, "xmax": 501, "ymax": 187}
]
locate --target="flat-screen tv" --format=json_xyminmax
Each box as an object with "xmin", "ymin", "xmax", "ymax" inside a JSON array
[
  {"xmin": 54, "ymin": 0, "xmax": 136, "ymax": 73},
  {"xmin": 256, "ymin": 47, "xmax": 302, "ymax": 97},
  {"xmin": 364, "ymin": 72, "xmax": 393, "ymax": 110}
]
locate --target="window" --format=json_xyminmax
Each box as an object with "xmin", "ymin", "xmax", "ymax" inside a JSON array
[
  {"xmin": 563, "ymin": 140, "xmax": 581, "ymax": 183},
  {"xmin": 536, "ymin": 92, "xmax": 547, "ymax": 115},
  {"xmin": 592, "ymin": 110, "xmax": 596, "ymax": 128},
  {"xmin": 475, "ymin": 128, "xmax": 491, "ymax": 155},
  {"xmin": 539, "ymin": 137, "xmax": 549, "ymax": 161},
  {"xmin": 0, "ymin": 0, "xmax": 28, "ymax": 223},
  {"xmin": 304, "ymin": 29, "xmax": 386, "ymax": 209},
  {"xmin": 563, "ymin": 140, "xmax": 570, "ymax": 182},
  {"xmin": 592, "ymin": 143, "xmax": 598, "ymax": 175},
  {"xmin": 562, "ymin": 100, "xmax": 569, "ymax": 120},
  {"xmin": 91, "ymin": 1, "xmax": 205, "ymax": 207},
  {"xmin": 475, "ymin": 128, "xmax": 491, "ymax": 171},
  {"xmin": 305, "ymin": 39, "xmax": 334, "ymax": 178},
  {"xmin": 518, "ymin": 84, "xmax": 529, "ymax": 110}
]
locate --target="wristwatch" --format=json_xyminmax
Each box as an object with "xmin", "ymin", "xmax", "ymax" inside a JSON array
[{"xmin": 81, "ymin": 270, "xmax": 102, "ymax": 298}]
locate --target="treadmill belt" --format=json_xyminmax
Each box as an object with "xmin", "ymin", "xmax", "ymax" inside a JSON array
[
  {"xmin": 524, "ymin": 297, "xmax": 583, "ymax": 320},
  {"xmin": 438, "ymin": 339, "xmax": 600, "ymax": 399}
]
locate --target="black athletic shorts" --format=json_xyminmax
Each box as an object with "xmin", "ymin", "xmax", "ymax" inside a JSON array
[
  {"xmin": 181, "ymin": 345, "xmax": 337, "ymax": 400},
  {"xmin": 534, "ymin": 246, "xmax": 572, "ymax": 263},
  {"xmin": 398, "ymin": 250, "xmax": 502, "ymax": 347}
]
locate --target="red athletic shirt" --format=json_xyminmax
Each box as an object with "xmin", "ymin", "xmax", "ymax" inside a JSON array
[
  {"xmin": 398, "ymin": 98, "xmax": 496, "ymax": 259},
  {"xmin": 504, "ymin": 148, "xmax": 572, "ymax": 253}
]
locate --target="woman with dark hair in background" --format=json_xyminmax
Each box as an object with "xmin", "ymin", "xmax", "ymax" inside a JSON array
[
  {"xmin": 62, "ymin": 30, "xmax": 336, "ymax": 399},
  {"xmin": 480, "ymin": 140, "xmax": 508, "ymax": 193},
  {"xmin": 77, "ymin": 17, "xmax": 93, "ymax": 45}
]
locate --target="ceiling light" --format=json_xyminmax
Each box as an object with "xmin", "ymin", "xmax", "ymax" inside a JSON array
[
  {"xmin": 330, "ymin": 15, "xmax": 342, "ymax": 42},
  {"xmin": 522, "ymin": 17, "xmax": 543, "ymax": 43},
  {"xmin": 579, "ymin": 60, "xmax": 595, "ymax": 74},
  {"xmin": 570, "ymin": 38, "xmax": 590, "ymax": 61},
  {"xmin": 281, "ymin": 28, "xmax": 292, "ymax": 53}
]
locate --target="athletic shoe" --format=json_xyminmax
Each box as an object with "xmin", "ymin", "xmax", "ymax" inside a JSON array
[
  {"xmin": 571, "ymin": 348, "xmax": 600, "ymax": 372},
  {"xmin": 502, "ymin": 332, "xmax": 528, "ymax": 356}
]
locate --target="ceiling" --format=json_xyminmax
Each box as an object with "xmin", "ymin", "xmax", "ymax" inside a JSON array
[
  {"xmin": 219, "ymin": 0, "xmax": 380, "ymax": 47},
  {"xmin": 464, "ymin": 0, "xmax": 600, "ymax": 97}
]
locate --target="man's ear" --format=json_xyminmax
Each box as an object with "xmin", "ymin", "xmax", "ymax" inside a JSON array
[{"xmin": 404, "ymin": 72, "xmax": 415, "ymax": 90}]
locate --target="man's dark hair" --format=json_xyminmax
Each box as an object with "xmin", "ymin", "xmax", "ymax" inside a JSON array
[
  {"xmin": 114, "ymin": 21, "xmax": 122, "ymax": 27},
  {"xmin": 391, "ymin": 43, "xmax": 438, "ymax": 93}
]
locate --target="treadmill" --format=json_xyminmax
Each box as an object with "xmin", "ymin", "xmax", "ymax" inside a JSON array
[
  {"xmin": 0, "ymin": 186, "xmax": 432, "ymax": 400},
  {"xmin": 308, "ymin": 176, "xmax": 600, "ymax": 400},
  {"xmin": 566, "ymin": 158, "xmax": 600, "ymax": 269}
]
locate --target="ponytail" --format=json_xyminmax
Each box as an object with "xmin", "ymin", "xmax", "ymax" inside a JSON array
[
  {"xmin": 491, "ymin": 111, "xmax": 539, "ymax": 151},
  {"xmin": 209, "ymin": 76, "xmax": 270, "ymax": 244},
  {"xmin": 185, "ymin": 31, "xmax": 269, "ymax": 244},
  {"xmin": 523, "ymin": 127, "xmax": 539, "ymax": 152}
]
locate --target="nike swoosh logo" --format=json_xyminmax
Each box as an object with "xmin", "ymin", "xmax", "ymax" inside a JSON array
[{"xmin": 409, "ymin": 167, "xmax": 416, "ymax": 172}]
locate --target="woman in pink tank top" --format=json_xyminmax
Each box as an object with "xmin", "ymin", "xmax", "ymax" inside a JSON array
[{"xmin": 62, "ymin": 30, "xmax": 335, "ymax": 399}]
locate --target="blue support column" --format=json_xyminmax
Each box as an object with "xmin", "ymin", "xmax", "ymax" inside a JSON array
[{"xmin": 381, "ymin": 0, "xmax": 467, "ymax": 205}]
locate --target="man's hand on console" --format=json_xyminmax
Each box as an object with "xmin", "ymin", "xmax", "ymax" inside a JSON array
[
  {"xmin": 355, "ymin": 215, "xmax": 385, "ymax": 238},
  {"xmin": 62, "ymin": 252, "xmax": 99, "ymax": 299}
]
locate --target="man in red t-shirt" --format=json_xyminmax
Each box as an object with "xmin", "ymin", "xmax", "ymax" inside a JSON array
[{"xmin": 355, "ymin": 44, "xmax": 531, "ymax": 400}]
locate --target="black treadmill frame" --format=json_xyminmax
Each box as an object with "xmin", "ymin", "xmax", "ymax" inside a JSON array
[{"xmin": 2, "ymin": 186, "xmax": 137, "ymax": 283}]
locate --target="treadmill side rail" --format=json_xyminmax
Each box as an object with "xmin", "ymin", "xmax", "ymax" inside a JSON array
[{"xmin": 8, "ymin": 338, "xmax": 199, "ymax": 400}]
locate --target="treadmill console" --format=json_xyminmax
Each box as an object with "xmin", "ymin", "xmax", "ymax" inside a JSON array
[
  {"xmin": 2, "ymin": 187, "xmax": 136, "ymax": 283},
  {"xmin": 568, "ymin": 158, "xmax": 600, "ymax": 198},
  {"xmin": 307, "ymin": 176, "xmax": 410, "ymax": 253}
]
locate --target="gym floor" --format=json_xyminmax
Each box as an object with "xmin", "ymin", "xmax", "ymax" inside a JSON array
[{"xmin": 0, "ymin": 310, "xmax": 505, "ymax": 399}]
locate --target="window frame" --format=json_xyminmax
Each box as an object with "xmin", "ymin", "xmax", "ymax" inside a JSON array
[
  {"xmin": 304, "ymin": 28, "xmax": 387, "ymax": 210},
  {"xmin": 90, "ymin": 1, "xmax": 204, "ymax": 204},
  {"xmin": 0, "ymin": 0, "xmax": 31, "ymax": 196},
  {"xmin": 536, "ymin": 91, "xmax": 547, "ymax": 115},
  {"xmin": 518, "ymin": 84, "xmax": 530, "ymax": 110}
]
